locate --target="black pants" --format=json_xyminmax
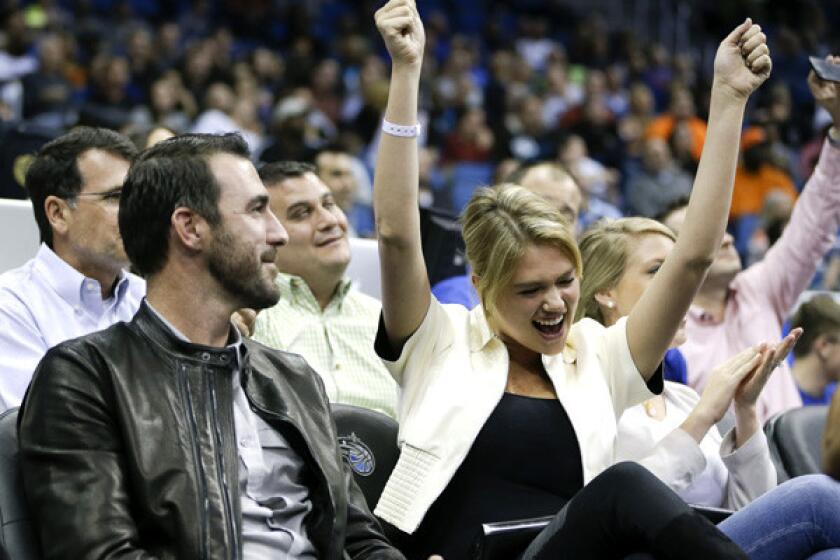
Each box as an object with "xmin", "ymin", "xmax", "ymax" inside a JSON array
[{"xmin": 520, "ymin": 462, "xmax": 748, "ymax": 560}]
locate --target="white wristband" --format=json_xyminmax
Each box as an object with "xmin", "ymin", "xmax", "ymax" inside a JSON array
[{"xmin": 382, "ymin": 119, "xmax": 421, "ymax": 138}]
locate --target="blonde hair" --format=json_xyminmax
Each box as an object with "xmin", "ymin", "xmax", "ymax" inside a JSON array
[
  {"xmin": 577, "ymin": 217, "xmax": 676, "ymax": 325},
  {"xmin": 461, "ymin": 183, "xmax": 581, "ymax": 321}
]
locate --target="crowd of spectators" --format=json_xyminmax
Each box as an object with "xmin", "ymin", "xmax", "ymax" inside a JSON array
[{"xmin": 1, "ymin": 1, "xmax": 839, "ymax": 273}]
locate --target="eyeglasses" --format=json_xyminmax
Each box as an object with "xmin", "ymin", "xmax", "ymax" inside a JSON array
[{"xmin": 71, "ymin": 189, "xmax": 123, "ymax": 204}]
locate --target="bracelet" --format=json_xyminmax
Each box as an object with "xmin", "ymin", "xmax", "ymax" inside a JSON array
[{"xmin": 382, "ymin": 118, "xmax": 421, "ymax": 138}]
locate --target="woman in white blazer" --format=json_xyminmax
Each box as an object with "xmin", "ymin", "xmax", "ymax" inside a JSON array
[{"xmin": 372, "ymin": 1, "xmax": 771, "ymax": 558}]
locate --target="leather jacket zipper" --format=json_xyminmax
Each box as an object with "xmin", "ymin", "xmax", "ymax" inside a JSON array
[
  {"xmin": 179, "ymin": 364, "xmax": 209, "ymax": 560},
  {"xmin": 207, "ymin": 371, "xmax": 241, "ymax": 559},
  {"xmin": 246, "ymin": 390, "xmax": 336, "ymax": 525}
]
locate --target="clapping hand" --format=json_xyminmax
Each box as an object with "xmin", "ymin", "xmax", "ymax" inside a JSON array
[
  {"xmin": 375, "ymin": 0, "xmax": 425, "ymax": 71},
  {"xmin": 713, "ymin": 19, "xmax": 772, "ymax": 101},
  {"xmin": 734, "ymin": 328, "xmax": 803, "ymax": 408}
]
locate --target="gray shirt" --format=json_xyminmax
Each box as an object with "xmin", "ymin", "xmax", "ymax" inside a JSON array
[{"xmin": 147, "ymin": 303, "xmax": 317, "ymax": 559}]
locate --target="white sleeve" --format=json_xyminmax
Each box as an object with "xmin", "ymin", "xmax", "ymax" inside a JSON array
[
  {"xmin": 596, "ymin": 316, "xmax": 661, "ymax": 417},
  {"xmin": 719, "ymin": 428, "xmax": 777, "ymax": 509}
]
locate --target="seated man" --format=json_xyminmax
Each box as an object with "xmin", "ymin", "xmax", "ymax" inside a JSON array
[
  {"xmin": 789, "ymin": 294, "xmax": 840, "ymax": 405},
  {"xmin": 0, "ymin": 126, "xmax": 143, "ymax": 411},
  {"xmin": 661, "ymin": 63, "xmax": 840, "ymax": 421},
  {"xmin": 253, "ymin": 161, "xmax": 398, "ymax": 418},
  {"xmin": 18, "ymin": 134, "xmax": 404, "ymax": 559}
]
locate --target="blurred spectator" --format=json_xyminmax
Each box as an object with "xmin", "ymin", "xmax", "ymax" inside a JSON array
[
  {"xmin": 125, "ymin": 26, "xmax": 160, "ymax": 104},
  {"xmin": 626, "ymin": 137, "xmax": 693, "ymax": 218},
  {"xmin": 730, "ymin": 129, "xmax": 798, "ymax": 219},
  {"xmin": 502, "ymin": 94, "xmax": 561, "ymax": 161},
  {"xmin": 21, "ymin": 33, "xmax": 72, "ymax": 127},
  {"xmin": 619, "ymin": 82, "xmax": 656, "ymax": 159},
  {"xmin": 142, "ymin": 74, "xmax": 197, "ymax": 132},
  {"xmin": 646, "ymin": 85, "xmax": 706, "ymax": 162},
  {"xmin": 558, "ymin": 134, "xmax": 621, "ymax": 229},
  {"xmin": 542, "ymin": 61, "xmax": 584, "ymax": 126},
  {"xmin": 314, "ymin": 147, "xmax": 374, "ymax": 237},
  {"xmin": 441, "ymin": 107, "xmax": 493, "ymax": 164},
  {"xmin": 192, "ymin": 81, "xmax": 263, "ymax": 154},
  {"xmin": 744, "ymin": 191, "xmax": 794, "ymax": 266},
  {"xmin": 789, "ymin": 294, "xmax": 840, "ymax": 405}
]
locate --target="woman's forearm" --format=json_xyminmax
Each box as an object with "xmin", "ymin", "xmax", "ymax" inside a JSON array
[{"xmin": 672, "ymin": 87, "xmax": 747, "ymax": 271}]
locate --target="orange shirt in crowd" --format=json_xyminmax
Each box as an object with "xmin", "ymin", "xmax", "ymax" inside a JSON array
[
  {"xmin": 730, "ymin": 164, "xmax": 798, "ymax": 219},
  {"xmin": 645, "ymin": 115, "xmax": 707, "ymax": 161}
]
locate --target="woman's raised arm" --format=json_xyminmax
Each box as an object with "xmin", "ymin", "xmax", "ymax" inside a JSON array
[
  {"xmin": 373, "ymin": 0, "xmax": 431, "ymax": 347},
  {"xmin": 628, "ymin": 19, "xmax": 772, "ymax": 378}
]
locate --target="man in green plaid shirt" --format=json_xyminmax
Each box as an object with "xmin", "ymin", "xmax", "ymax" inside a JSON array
[{"xmin": 253, "ymin": 161, "xmax": 398, "ymax": 418}]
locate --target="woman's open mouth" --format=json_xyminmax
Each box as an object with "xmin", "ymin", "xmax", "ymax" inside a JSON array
[{"xmin": 533, "ymin": 314, "xmax": 566, "ymax": 338}]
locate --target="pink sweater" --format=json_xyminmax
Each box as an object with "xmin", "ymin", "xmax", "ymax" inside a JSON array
[{"xmin": 681, "ymin": 138, "xmax": 840, "ymax": 422}]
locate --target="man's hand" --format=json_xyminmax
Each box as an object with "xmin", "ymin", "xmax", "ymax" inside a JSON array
[
  {"xmin": 713, "ymin": 19, "xmax": 772, "ymax": 101},
  {"xmin": 375, "ymin": 0, "xmax": 425, "ymax": 71},
  {"xmin": 808, "ymin": 55, "xmax": 840, "ymax": 126},
  {"xmin": 231, "ymin": 308, "xmax": 258, "ymax": 338},
  {"xmin": 734, "ymin": 328, "xmax": 803, "ymax": 408}
]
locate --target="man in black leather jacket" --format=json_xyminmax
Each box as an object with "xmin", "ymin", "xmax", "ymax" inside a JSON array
[{"xmin": 18, "ymin": 133, "xmax": 406, "ymax": 560}]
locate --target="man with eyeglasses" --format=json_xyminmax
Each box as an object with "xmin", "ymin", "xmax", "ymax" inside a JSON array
[{"xmin": 0, "ymin": 126, "xmax": 144, "ymax": 411}]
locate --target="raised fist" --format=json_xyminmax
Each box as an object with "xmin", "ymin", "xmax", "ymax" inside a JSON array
[
  {"xmin": 375, "ymin": 0, "xmax": 426, "ymax": 70},
  {"xmin": 713, "ymin": 19, "xmax": 772, "ymax": 100}
]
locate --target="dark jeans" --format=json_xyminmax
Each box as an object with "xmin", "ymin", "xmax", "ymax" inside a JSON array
[{"xmin": 520, "ymin": 462, "xmax": 748, "ymax": 560}]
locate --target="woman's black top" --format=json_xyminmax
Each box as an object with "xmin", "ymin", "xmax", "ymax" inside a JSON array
[{"xmin": 405, "ymin": 392, "xmax": 584, "ymax": 560}]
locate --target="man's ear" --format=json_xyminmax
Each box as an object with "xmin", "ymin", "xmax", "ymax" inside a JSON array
[
  {"xmin": 814, "ymin": 334, "xmax": 831, "ymax": 361},
  {"xmin": 171, "ymin": 207, "xmax": 209, "ymax": 251},
  {"xmin": 44, "ymin": 195, "xmax": 71, "ymax": 238}
]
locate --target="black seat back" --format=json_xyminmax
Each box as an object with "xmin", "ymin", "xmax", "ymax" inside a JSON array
[
  {"xmin": 764, "ymin": 405, "xmax": 828, "ymax": 483},
  {"xmin": 331, "ymin": 404, "xmax": 400, "ymax": 510},
  {"xmin": 0, "ymin": 408, "xmax": 40, "ymax": 560}
]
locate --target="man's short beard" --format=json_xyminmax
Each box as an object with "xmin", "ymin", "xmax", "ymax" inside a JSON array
[{"xmin": 207, "ymin": 224, "xmax": 280, "ymax": 310}]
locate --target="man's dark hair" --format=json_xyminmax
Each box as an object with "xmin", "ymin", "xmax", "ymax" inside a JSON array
[
  {"xmin": 258, "ymin": 160, "xmax": 317, "ymax": 186},
  {"xmin": 25, "ymin": 126, "xmax": 137, "ymax": 248},
  {"xmin": 653, "ymin": 195, "xmax": 691, "ymax": 225},
  {"xmin": 790, "ymin": 295, "xmax": 840, "ymax": 359},
  {"xmin": 119, "ymin": 133, "xmax": 250, "ymax": 277}
]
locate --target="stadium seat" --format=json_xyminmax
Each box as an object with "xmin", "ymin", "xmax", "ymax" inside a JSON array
[
  {"xmin": 0, "ymin": 199, "xmax": 40, "ymax": 274},
  {"xmin": 420, "ymin": 206, "xmax": 468, "ymax": 287},
  {"xmin": 764, "ymin": 405, "xmax": 828, "ymax": 483},
  {"xmin": 330, "ymin": 403, "xmax": 408, "ymax": 549},
  {"xmin": 345, "ymin": 238, "xmax": 382, "ymax": 300},
  {"xmin": 0, "ymin": 408, "xmax": 40, "ymax": 560}
]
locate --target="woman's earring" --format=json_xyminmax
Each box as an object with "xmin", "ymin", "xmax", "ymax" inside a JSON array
[{"xmin": 606, "ymin": 301, "xmax": 615, "ymax": 309}]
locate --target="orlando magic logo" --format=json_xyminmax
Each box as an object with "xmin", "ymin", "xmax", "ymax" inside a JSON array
[{"xmin": 338, "ymin": 433, "xmax": 375, "ymax": 476}]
